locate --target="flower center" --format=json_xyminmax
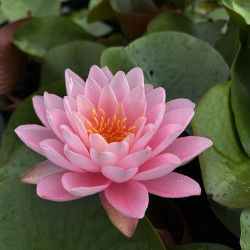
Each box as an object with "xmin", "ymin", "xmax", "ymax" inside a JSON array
[{"xmin": 86, "ymin": 108, "xmax": 136, "ymax": 143}]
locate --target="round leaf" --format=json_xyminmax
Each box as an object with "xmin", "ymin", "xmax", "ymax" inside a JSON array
[
  {"xmin": 240, "ymin": 206, "xmax": 250, "ymax": 249},
  {"xmin": 101, "ymin": 31, "xmax": 229, "ymax": 102},
  {"xmin": 13, "ymin": 16, "xmax": 91, "ymax": 59},
  {"xmin": 0, "ymin": 177, "xmax": 165, "ymax": 249},
  {"xmin": 192, "ymin": 82, "xmax": 250, "ymax": 208},
  {"xmin": 40, "ymin": 40, "xmax": 105, "ymax": 86}
]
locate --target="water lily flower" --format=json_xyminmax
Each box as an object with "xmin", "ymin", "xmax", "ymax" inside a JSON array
[{"xmin": 15, "ymin": 66, "xmax": 212, "ymax": 237}]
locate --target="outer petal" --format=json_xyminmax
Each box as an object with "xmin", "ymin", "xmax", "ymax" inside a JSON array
[
  {"xmin": 99, "ymin": 192, "xmax": 138, "ymax": 238},
  {"xmin": 89, "ymin": 133, "xmax": 108, "ymax": 152},
  {"xmin": 64, "ymin": 96, "xmax": 78, "ymax": 133},
  {"xmin": 141, "ymin": 172, "xmax": 201, "ymax": 198},
  {"xmin": 163, "ymin": 136, "xmax": 213, "ymax": 164},
  {"xmin": 84, "ymin": 77, "xmax": 102, "ymax": 108},
  {"xmin": 145, "ymin": 87, "xmax": 165, "ymax": 111},
  {"xmin": 64, "ymin": 144, "xmax": 100, "ymax": 172},
  {"xmin": 133, "ymin": 153, "xmax": 181, "ymax": 181},
  {"xmin": 101, "ymin": 66, "xmax": 113, "ymax": 82},
  {"xmin": 60, "ymin": 125, "xmax": 89, "ymax": 156},
  {"xmin": 126, "ymin": 67, "xmax": 144, "ymax": 90},
  {"xmin": 65, "ymin": 68, "xmax": 85, "ymax": 99},
  {"xmin": 148, "ymin": 124, "xmax": 182, "ymax": 159},
  {"xmin": 62, "ymin": 172, "xmax": 111, "ymax": 196},
  {"xmin": 44, "ymin": 92, "xmax": 64, "ymax": 110},
  {"xmin": 15, "ymin": 125, "xmax": 57, "ymax": 154},
  {"xmin": 90, "ymin": 148, "xmax": 119, "ymax": 166},
  {"xmin": 88, "ymin": 65, "xmax": 109, "ymax": 88},
  {"xmin": 118, "ymin": 147, "xmax": 151, "ymax": 170},
  {"xmin": 21, "ymin": 160, "xmax": 64, "ymax": 184},
  {"xmin": 40, "ymin": 139, "xmax": 83, "ymax": 172},
  {"xmin": 104, "ymin": 181, "xmax": 149, "ymax": 218},
  {"xmin": 101, "ymin": 166, "xmax": 138, "ymax": 183},
  {"xmin": 165, "ymin": 98, "xmax": 195, "ymax": 113},
  {"xmin": 37, "ymin": 171, "xmax": 80, "ymax": 201},
  {"xmin": 110, "ymin": 71, "xmax": 130, "ymax": 102},
  {"xmin": 32, "ymin": 96, "xmax": 49, "ymax": 127},
  {"xmin": 144, "ymin": 84, "xmax": 153, "ymax": 94}
]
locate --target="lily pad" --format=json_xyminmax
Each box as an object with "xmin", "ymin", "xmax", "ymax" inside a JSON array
[
  {"xmin": 231, "ymin": 48, "xmax": 250, "ymax": 158},
  {"xmin": 101, "ymin": 31, "xmax": 229, "ymax": 103},
  {"xmin": 13, "ymin": 16, "xmax": 91, "ymax": 59},
  {"xmin": 192, "ymin": 82, "xmax": 250, "ymax": 208},
  {"xmin": 0, "ymin": 177, "xmax": 164, "ymax": 249},
  {"xmin": 1, "ymin": 0, "xmax": 62, "ymax": 21},
  {"xmin": 240, "ymin": 206, "xmax": 250, "ymax": 249},
  {"xmin": 40, "ymin": 40, "xmax": 105, "ymax": 86}
]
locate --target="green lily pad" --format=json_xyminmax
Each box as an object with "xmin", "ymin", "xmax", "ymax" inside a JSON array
[
  {"xmin": 1, "ymin": 0, "xmax": 61, "ymax": 21},
  {"xmin": 240, "ymin": 206, "xmax": 250, "ymax": 249},
  {"xmin": 146, "ymin": 13, "xmax": 226, "ymax": 45},
  {"xmin": 167, "ymin": 242, "xmax": 233, "ymax": 250},
  {"xmin": 231, "ymin": 48, "xmax": 250, "ymax": 158},
  {"xmin": 40, "ymin": 40, "xmax": 105, "ymax": 86},
  {"xmin": 221, "ymin": 0, "xmax": 250, "ymax": 27},
  {"xmin": 0, "ymin": 177, "xmax": 164, "ymax": 249},
  {"xmin": 0, "ymin": 81, "xmax": 66, "ymax": 182},
  {"xmin": 192, "ymin": 82, "xmax": 250, "ymax": 208},
  {"xmin": 13, "ymin": 16, "xmax": 91, "ymax": 59},
  {"xmin": 101, "ymin": 31, "xmax": 229, "ymax": 102}
]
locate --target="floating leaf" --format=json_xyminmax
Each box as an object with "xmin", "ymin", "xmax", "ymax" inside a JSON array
[
  {"xmin": 1, "ymin": 0, "xmax": 62, "ymax": 21},
  {"xmin": 101, "ymin": 31, "xmax": 229, "ymax": 103},
  {"xmin": 240, "ymin": 206, "xmax": 250, "ymax": 249},
  {"xmin": 40, "ymin": 40, "xmax": 105, "ymax": 86},
  {"xmin": 192, "ymin": 82, "xmax": 250, "ymax": 208},
  {"xmin": 0, "ymin": 177, "xmax": 165, "ymax": 249},
  {"xmin": 13, "ymin": 16, "xmax": 91, "ymax": 59},
  {"xmin": 0, "ymin": 19, "xmax": 27, "ymax": 95},
  {"xmin": 231, "ymin": 48, "xmax": 250, "ymax": 158}
]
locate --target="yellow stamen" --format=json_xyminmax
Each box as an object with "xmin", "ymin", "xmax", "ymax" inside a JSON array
[{"xmin": 86, "ymin": 107, "xmax": 136, "ymax": 143}]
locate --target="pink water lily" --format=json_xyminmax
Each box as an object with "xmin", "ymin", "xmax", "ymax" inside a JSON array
[{"xmin": 15, "ymin": 65, "xmax": 212, "ymax": 237}]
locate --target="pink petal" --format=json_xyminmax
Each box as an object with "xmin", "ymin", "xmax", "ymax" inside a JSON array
[
  {"xmin": 125, "ymin": 98, "xmax": 146, "ymax": 127},
  {"xmin": 146, "ymin": 103, "xmax": 165, "ymax": 125},
  {"xmin": 40, "ymin": 139, "xmax": 83, "ymax": 172},
  {"xmin": 133, "ymin": 116, "xmax": 147, "ymax": 141},
  {"xmin": 105, "ymin": 181, "xmax": 149, "ymax": 218},
  {"xmin": 118, "ymin": 147, "xmax": 151, "ymax": 170},
  {"xmin": 110, "ymin": 71, "xmax": 130, "ymax": 102},
  {"xmin": 122, "ymin": 86, "xmax": 144, "ymax": 114},
  {"xmin": 32, "ymin": 96, "xmax": 49, "ymax": 127},
  {"xmin": 101, "ymin": 166, "xmax": 138, "ymax": 183},
  {"xmin": 101, "ymin": 66, "xmax": 113, "ymax": 82},
  {"xmin": 44, "ymin": 92, "xmax": 64, "ymax": 110},
  {"xmin": 165, "ymin": 98, "xmax": 195, "ymax": 113},
  {"xmin": 161, "ymin": 108, "xmax": 194, "ymax": 132},
  {"xmin": 64, "ymin": 96, "xmax": 78, "ymax": 134},
  {"xmin": 62, "ymin": 172, "xmax": 111, "ymax": 196},
  {"xmin": 65, "ymin": 68, "xmax": 85, "ymax": 99},
  {"xmin": 46, "ymin": 108, "xmax": 71, "ymax": 143},
  {"xmin": 77, "ymin": 94, "xmax": 95, "ymax": 120},
  {"xmin": 88, "ymin": 65, "xmax": 109, "ymax": 88},
  {"xmin": 145, "ymin": 87, "xmax": 165, "ymax": 111},
  {"xmin": 123, "ymin": 134, "xmax": 135, "ymax": 148},
  {"xmin": 148, "ymin": 124, "xmax": 183, "ymax": 159},
  {"xmin": 144, "ymin": 84, "xmax": 153, "ymax": 94},
  {"xmin": 99, "ymin": 192, "xmax": 138, "ymax": 237},
  {"xmin": 60, "ymin": 125, "xmax": 89, "ymax": 156},
  {"xmin": 142, "ymin": 172, "xmax": 201, "ymax": 198},
  {"xmin": 21, "ymin": 160, "xmax": 64, "ymax": 184},
  {"xmin": 64, "ymin": 145, "xmax": 100, "ymax": 172},
  {"xmin": 84, "ymin": 77, "xmax": 102, "ymax": 108},
  {"xmin": 15, "ymin": 125, "xmax": 57, "ymax": 154},
  {"xmin": 37, "ymin": 171, "xmax": 80, "ymax": 201},
  {"xmin": 98, "ymin": 85, "xmax": 118, "ymax": 118},
  {"xmin": 114, "ymin": 103, "xmax": 125, "ymax": 121},
  {"xmin": 90, "ymin": 148, "xmax": 119, "ymax": 166},
  {"xmin": 126, "ymin": 68, "xmax": 144, "ymax": 90},
  {"xmin": 89, "ymin": 134, "xmax": 108, "ymax": 152},
  {"xmin": 73, "ymin": 112, "xmax": 90, "ymax": 148},
  {"xmin": 163, "ymin": 136, "xmax": 213, "ymax": 163},
  {"xmin": 106, "ymin": 141, "xmax": 129, "ymax": 159},
  {"xmin": 133, "ymin": 153, "xmax": 180, "ymax": 181}
]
